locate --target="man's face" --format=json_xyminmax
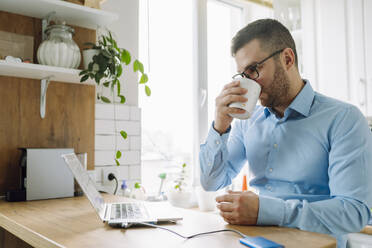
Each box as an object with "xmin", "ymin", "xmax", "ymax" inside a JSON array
[{"xmin": 234, "ymin": 39, "xmax": 290, "ymax": 109}]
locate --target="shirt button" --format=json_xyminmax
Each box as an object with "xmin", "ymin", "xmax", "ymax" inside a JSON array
[
  {"xmin": 215, "ymin": 140, "xmax": 220, "ymax": 145},
  {"xmin": 208, "ymin": 162, "xmax": 212, "ymax": 166},
  {"xmin": 273, "ymin": 143, "xmax": 278, "ymax": 148},
  {"xmin": 269, "ymin": 168, "xmax": 273, "ymax": 173},
  {"xmin": 265, "ymin": 185, "xmax": 272, "ymax": 191}
]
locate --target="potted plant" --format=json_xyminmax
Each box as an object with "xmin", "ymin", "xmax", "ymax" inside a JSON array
[
  {"xmin": 167, "ymin": 163, "xmax": 193, "ymax": 208},
  {"xmin": 79, "ymin": 30, "xmax": 150, "ymax": 165}
]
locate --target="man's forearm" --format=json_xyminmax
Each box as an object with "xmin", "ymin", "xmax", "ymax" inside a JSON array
[
  {"xmin": 199, "ymin": 124, "xmax": 245, "ymax": 191},
  {"xmin": 257, "ymin": 195, "xmax": 371, "ymax": 235}
]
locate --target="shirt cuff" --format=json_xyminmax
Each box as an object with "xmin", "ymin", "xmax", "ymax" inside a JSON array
[
  {"xmin": 207, "ymin": 121, "xmax": 230, "ymax": 146},
  {"xmin": 257, "ymin": 195, "xmax": 285, "ymax": 226}
]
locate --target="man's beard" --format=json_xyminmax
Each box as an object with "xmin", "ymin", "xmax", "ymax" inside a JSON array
[{"xmin": 259, "ymin": 61, "xmax": 290, "ymax": 108}]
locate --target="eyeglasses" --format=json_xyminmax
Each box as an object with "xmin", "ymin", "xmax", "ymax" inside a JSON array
[{"xmin": 232, "ymin": 49, "xmax": 285, "ymax": 80}]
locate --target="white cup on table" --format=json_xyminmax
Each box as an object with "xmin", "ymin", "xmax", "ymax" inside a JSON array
[{"xmin": 195, "ymin": 186, "xmax": 217, "ymax": 212}]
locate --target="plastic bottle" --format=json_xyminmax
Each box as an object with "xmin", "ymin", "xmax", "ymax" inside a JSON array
[
  {"xmin": 120, "ymin": 180, "xmax": 131, "ymax": 198},
  {"xmin": 131, "ymin": 182, "xmax": 146, "ymax": 200}
]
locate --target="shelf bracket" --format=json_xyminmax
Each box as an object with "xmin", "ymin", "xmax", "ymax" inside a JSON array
[{"xmin": 40, "ymin": 77, "xmax": 52, "ymax": 119}]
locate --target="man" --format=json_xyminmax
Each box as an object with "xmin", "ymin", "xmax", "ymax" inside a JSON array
[{"xmin": 199, "ymin": 19, "xmax": 372, "ymax": 247}]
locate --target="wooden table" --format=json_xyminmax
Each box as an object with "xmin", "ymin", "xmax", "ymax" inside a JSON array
[{"xmin": 0, "ymin": 195, "xmax": 336, "ymax": 248}]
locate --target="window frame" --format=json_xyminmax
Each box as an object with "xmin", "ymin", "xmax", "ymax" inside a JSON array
[{"xmin": 191, "ymin": 0, "xmax": 251, "ymax": 186}]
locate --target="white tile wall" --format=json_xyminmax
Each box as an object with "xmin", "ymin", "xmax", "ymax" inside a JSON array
[
  {"xmin": 129, "ymin": 164, "xmax": 141, "ymax": 180},
  {"xmin": 95, "ymin": 120, "xmax": 140, "ymax": 135},
  {"xmin": 130, "ymin": 136, "xmax": 141, "ymax": 150},
  {"xmin": 95, "ymin": 135, "xmax": 130, "ymax": 150},
  {"xmin": 94, "ymin": 103, "xmax": 141, "ymax": 190},
  {"xmin": 95, "ymin": 150, "xmax": 140, "ymax": 166},
  {"xmin": 130, "ymin": 106, "xmax": 141, "ymax": 121},
  {"xmin": 96, "ymin": 103, "xmax": 130, "ymax": 120}
]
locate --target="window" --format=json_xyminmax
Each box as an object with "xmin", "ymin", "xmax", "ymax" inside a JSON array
[
  {"xmin": 207, "ymin": 0, "xmax": 244, "ymax": 126},
  {"xmin": 139, "ymin": 0, "xmax": 193, "ymax": 194},
  {"xmin": 139, "ymin": 0, "xmax": 273, "ymax": 194}
]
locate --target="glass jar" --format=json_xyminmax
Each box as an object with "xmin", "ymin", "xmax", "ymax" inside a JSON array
[{"xmin": 37, "ymin": 23, "xmax": 81, "ymax": 69}]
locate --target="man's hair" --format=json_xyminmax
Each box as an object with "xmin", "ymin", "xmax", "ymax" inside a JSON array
[{"xmin": 231, "ymin": 19, "xmax": 298, "ymax": 68}]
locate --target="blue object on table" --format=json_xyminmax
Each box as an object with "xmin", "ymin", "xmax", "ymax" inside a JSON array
[{"xmin": 239, "ymin": 236, "xmax": 284, "ymax": 248}]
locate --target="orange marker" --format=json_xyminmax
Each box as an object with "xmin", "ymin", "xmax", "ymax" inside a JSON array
[{"xmin": 242, "ymin": 174, "xmax": 248, "ymax": 191}]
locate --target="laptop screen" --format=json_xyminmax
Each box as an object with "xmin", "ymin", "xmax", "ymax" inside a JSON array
[{"xmin": 62, "ymin": 153, "xmax": 105, "ymax": 220}]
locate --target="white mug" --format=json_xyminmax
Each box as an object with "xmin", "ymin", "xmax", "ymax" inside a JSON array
[
  {"xmin": 228, "ymin": 78, "xmax": 261, "ymax": 119},
  {"xmin": 195, "ymin": 186, "xmax": 217, "ymax": 211}
]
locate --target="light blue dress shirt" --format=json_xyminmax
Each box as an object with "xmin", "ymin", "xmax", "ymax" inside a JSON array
[{"xmin": 200, "ymin": 80, "xmax": 372, "ymax": 247}]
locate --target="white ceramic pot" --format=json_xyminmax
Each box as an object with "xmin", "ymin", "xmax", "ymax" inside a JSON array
[
  {"xmin": 167, "ymin": 188, "xmax": 192, "ymax": 208},
  {"xmin": 82, "ymin": 49, "xmax": 100, "ymax": 70}
]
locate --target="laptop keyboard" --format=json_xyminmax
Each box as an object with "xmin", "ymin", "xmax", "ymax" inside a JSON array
[{"xmin": 110, "ymin": 202, "xmax": 149, "ymax": 220}]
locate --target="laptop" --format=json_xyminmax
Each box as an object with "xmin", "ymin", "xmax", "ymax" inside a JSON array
[{"xmin": 61, "ymin": 153, "xmax": 183, "ymax": 227}]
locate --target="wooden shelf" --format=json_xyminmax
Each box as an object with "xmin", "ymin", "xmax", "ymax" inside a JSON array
[
  {"xmin": 0, "ymin": 60, "xmax": 95, "ymax": 85},
  {"xmin": 0, "ymin": 0, "xmax": 118, "ymax": 29}
]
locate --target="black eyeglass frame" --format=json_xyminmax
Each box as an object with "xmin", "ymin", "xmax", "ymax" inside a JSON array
[{"xmin": 232, "ymin": 48, "xmax": 285, "ymax": 80}]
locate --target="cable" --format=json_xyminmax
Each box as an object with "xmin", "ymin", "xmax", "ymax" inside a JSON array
[
  {"xmin": 108, "ymin": 173, "xmax": 118, "ymax": 195},
  {"xmin": 128, "ymin": 222, "xmax": 246, "ymax": 239}
]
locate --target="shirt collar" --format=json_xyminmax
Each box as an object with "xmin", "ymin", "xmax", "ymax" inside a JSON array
[{"xmin": 263, "ymin": 79, "xmax": 314, "ymax": 118}]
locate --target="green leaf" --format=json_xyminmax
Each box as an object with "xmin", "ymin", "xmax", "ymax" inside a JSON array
[
  {"xmin": 115, "ymin": 159, "xmax": 120, "ymax": 166},
  {"xmin": 138, "ymin": 61, "xmax": 144, "ymax": 73},
  {"xmin": 113, "ymin": 56, "xmax": 121, "ymax": 65},
  {"xmin": 120, "ymin": 130, "xmax": 127, "ymax": 139},
  {"xmin": 94, "ymin": 72, "xmax": 103, "ymax": 84},
  {"xmin": 139, "ymin": 73, "xmax": 148, "ymax": 84},
  {"xmin": 101, "ymin": 50, "xmax": 111, "ymax": 59},
  {"xmin": 112, "ymin": 39, "xmax": 119, "ymax": 51},
  {"xmin": 80, "ymin": 74, "xmax": 89, "ymax": 82},
  {"xmin": 109, "ymin": 63, "xmax": 115, "ymax": 75},
  {"xmin": 133, "ymin": 60, "xmax": 140, "ymax": 72},
  {"xmin": 145, "ymin": 85, "xmax": 151, "ymax": 96},
  {"xmin": 116, "ymin": 150, "xmax": 122, "ymax": 159},
  {"xmin": 103, "ymin": 82, "xmax": 110, "ymax": 87},
  {"xmin": 117, "ymin": 65, "xmax": 123, "ymax": 78},
  {"xmin": 182, "ymin": 163, "xmax": 186, "ymax": 168},
  {"xmin": 119, "ymin": 95, "xmax": 126, "ymax": 104},
  {"xmin": 117, "ymin": 81, "xmax": 121, "ymax": 95},
  {"xmin": 134, "ymin": 182, "xmax": 141, "ymax": 189},
  {"xmin": 121, "ymin": 49, "xmax": 131, "ymax": 65},
  {"xmin": 101, "ymin": 96, "xmax": 111, "ymax": 103},
  {"xmin": 79, "ymin": 70, "xmax": 87, "ymax": 76}
]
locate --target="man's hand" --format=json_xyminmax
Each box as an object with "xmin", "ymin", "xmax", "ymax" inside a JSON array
[
  {"xmin": 216, "ymin": 190, "xmax": 259, "ymax": 225},
  {"xmin": 214, "ymin": 81, "xmax": 248, "ymax": 134}
]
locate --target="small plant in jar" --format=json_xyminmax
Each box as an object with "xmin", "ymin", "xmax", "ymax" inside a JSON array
[
  {"xmin": 174, "ymin": 163, "xmax": 188, "ymax": 191},
  {"xmin": 167, "ymin": 163, "xmax": 193, "ymax": 208}
]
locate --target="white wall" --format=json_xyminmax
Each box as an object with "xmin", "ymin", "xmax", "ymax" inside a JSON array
[
  {"xmin": 93, "ymin": 1, "xmax": 141, "ymax": 192},
  {"xmin": 101, "ymin": 0, "xmax": 139, "ymax": 106}
]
